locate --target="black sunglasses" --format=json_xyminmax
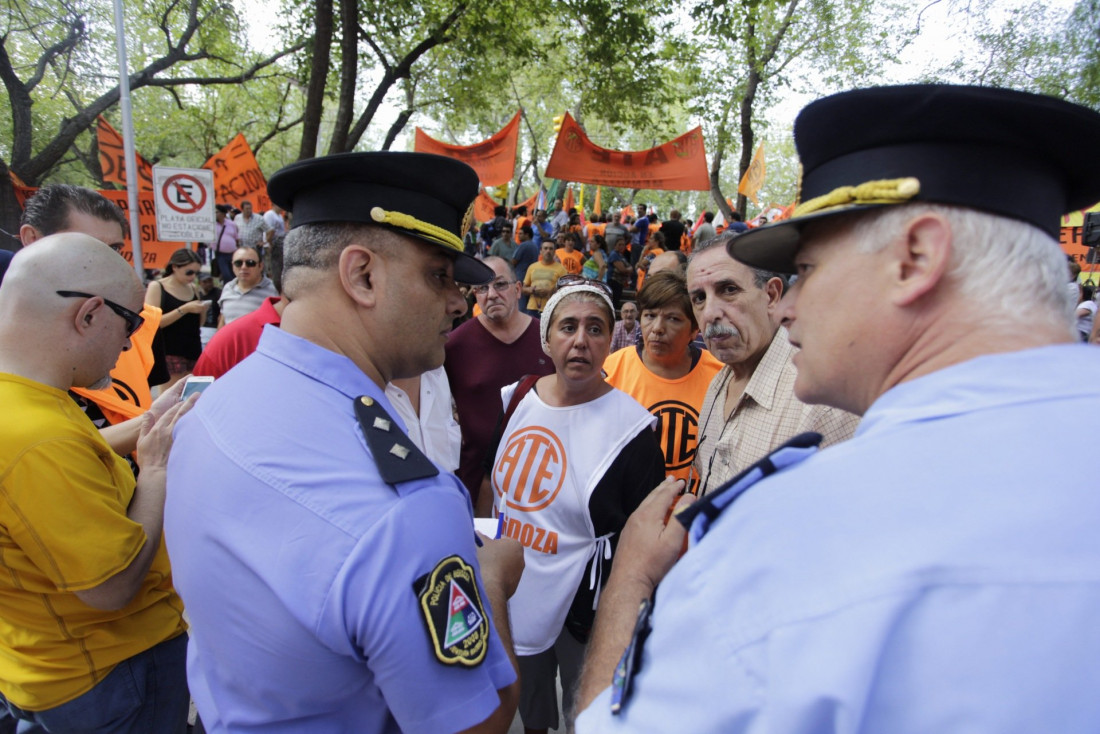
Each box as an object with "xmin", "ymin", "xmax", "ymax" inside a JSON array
[
  {"xmin": 56, "ymin": 290, "xmax": 145, "ymax": 337},
  {"xmin": 233, "ymin": 259, "xmax": 259, "ymax": 268}
]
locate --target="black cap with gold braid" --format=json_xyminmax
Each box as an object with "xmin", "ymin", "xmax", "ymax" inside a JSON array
[
  {"xmin": 731, "ymin": 85, "xmax": 1100, "ymax": 274},
  {"xmin": 267, "ymin": 151, "xmax": 493, "ymax": 284}
]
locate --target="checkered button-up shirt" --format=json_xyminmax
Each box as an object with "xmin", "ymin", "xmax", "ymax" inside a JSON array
[
  {"xmin": 610, "ymin": 320, "xmax": 641, "ymax": 353},
  {"xmin": 234, "ymin": 213, "xmax": 270, "ymax": 248},
  {"xmin": 694, "ymin": 327, "xmax": 860, "ymax": 496}
]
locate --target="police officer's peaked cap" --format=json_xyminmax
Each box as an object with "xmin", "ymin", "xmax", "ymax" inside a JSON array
[
  {"xmin": 731, "ymin": 85, "xmax": 1100, "ymax": 273},
  {"xmin": 267, "ymin": 151, "xmax": 493, "ymax": 284}
]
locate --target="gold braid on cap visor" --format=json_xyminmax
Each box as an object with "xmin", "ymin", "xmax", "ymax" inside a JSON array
[
  {"xmin": 793, "ymin": 177, "xmax": 921, "ymax": 217},
  {"xmin": 370, "ymin": 206, "xmax": 463, "ymax": 253}
]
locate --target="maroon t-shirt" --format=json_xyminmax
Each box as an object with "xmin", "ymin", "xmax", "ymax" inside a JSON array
[{"xmin": 444, "ymin": 317, "xmax": 553, "ymax": 499}]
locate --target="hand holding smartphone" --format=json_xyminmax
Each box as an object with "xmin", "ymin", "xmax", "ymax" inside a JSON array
[{"xmin": 180, "ymin": 375, "xmax": 214, "ymax": 402}]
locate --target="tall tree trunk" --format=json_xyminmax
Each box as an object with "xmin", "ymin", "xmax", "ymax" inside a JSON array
[
  {"xmin": 299, "ymin": 0, "xmax": 334, "ymax": 160},
  {"xmin": 0, "ymin": 159, "xmax": 21, "ymax": 250},
  {"xmin": 709, "ymin": 99, "xmax": 735, "ymax": 220},
  {"xmin": 328, "ymin": 0, "xmax": 358, "ymax": 154},
  {"xmin": 735, "ymin": 66, "xmax": 761, "ymax": 217}
]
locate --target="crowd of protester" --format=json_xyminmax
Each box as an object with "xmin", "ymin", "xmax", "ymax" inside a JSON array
[{"xmin": 3, "ymin": 83, "xmax": 1100, "ymax": 734}]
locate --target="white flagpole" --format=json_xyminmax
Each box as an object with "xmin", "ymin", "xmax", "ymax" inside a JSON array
[{"xmin": 111, "ymin": 0, "xmax": 145, "ymax": 278}]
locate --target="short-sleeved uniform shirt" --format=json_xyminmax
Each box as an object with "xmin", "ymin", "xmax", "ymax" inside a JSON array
[
  {"xmin": 166, "ymin": 327, "xmax": 515, "ymax": 733},
  {"xmin": 0, "ymin": 374, "xmax": 186, "ymax": 710},
  {"xmin": 578, "ymin": 345, "xmax": 1100, "ymax": 733}
]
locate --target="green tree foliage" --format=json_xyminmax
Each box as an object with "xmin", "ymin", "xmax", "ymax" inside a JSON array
[
  {"xmin": 0, "ymin": 0, "xmax": 302, "ymax": 237},
  {"xmin": 286, "ymin": 0, "xmax": 683, "ymax": 177},
  {"xmin": 688, "ymin": 0, "xmax": 911, "ymax": 218},
  {"xmin": 923, "ymin": 0, "xmax": 1100, "ymax": 110}
]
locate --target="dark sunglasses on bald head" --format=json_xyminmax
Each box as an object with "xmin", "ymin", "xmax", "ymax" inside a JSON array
[
  {"xmin": 233, "ymin": 258, "xmax": 259, "ymax": 268},
  {"xmin": 56, "ymin": 290, "xmax": 145, "ymax": 337}
]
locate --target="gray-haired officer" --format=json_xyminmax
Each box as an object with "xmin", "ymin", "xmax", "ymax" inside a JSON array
[
  {"xmin": 166, "ymin": 152, "xmax": 523, "ymax": 733},
  {"xmin": 575, "ymin": 85, "xmax": 1100, "ymax": 732}
]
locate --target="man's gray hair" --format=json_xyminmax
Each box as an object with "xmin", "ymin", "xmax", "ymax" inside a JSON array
[
  {"xmin": 691, "ymin": 230, "xmax": 785, "ymax": 290},
  {"xmin": 282, "ymin": 222, "xmax": 394, "ymax": 298},
  {"xmin": 848, "ymin": 203, "xmax": 1071, "ymax": 331}
]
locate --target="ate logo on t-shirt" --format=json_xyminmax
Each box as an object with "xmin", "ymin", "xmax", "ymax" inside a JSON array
[
  {"xmin": 493, "ymin": 426, "xmax": 566, "ymax": 512},
  {"xmin": 650, "ymin": 398, "xmax": 700, "ymax": 469}
]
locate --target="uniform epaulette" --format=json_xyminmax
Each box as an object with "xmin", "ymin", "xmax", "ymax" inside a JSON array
[{"xmin": 354, "ymin": 395, "xmax": 439, "ymax": 485}]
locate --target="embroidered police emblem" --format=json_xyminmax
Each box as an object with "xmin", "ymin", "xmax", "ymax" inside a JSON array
[{"xmin": 417, "ymin": 555, "xmax": 489, "ymax": 666}]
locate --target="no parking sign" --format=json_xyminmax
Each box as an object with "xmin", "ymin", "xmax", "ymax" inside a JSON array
[{"xmin": 153, "ymin": 166, "xmax": 216, "ymax": 242}]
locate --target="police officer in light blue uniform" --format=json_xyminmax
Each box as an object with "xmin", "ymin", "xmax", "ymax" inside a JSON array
[
  {"xmin": 166, "ymin": 152, "xmax": 523, "ymax": 733},
  {"xmin": 573, "ymin": 85, "xmax": 1100, "ymax": 733}
]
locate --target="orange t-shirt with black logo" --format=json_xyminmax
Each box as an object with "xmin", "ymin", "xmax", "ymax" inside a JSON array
[
  {"xmin": 555, "ymin": 248, "xmax": 584, "ymax": 275},
  {"xmin": 603, "ymin": 346, "xmax": 723, "ymax": 495}
]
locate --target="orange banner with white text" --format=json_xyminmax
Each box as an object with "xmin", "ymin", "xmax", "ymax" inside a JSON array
[
  {"xmin": 96, "ymin": 116, "xmax": 154, "ymax": 192},
  {"xmin": 13, "ymin": 180, "xmax": 178, "ymax": 268},
  {"xmin": 203, "ymin": 133, "xmax": 270, "ymax": 211},
  {"xmin": 414, "ymin": 111, "xmax": 521, "ymax": 187},
  {"xmin": 545, "ymin": 113, "xmax": 709, "ymax": 191}
]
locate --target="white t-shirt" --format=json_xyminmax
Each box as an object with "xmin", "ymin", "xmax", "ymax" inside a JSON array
[{"xmin": 1076, "ymin": 299, "xmax": 1096, "ymax": 338}]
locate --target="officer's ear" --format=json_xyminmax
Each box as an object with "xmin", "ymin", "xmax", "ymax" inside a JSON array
[
  {"xmin": 339, "ymin": 244, "xmax": 379, "ymax": 309},
  {"xmin": 890, "ymin": 211, "xmax": 952, "ymax": 307}
]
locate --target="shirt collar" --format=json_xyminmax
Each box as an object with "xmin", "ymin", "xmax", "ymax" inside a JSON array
[
  {"xmin": 858, "ymin": 344, "xmax": 1097, "ymax": 438},
  {"xmin": 740, "ymin": 326, "xmax": 793, "ymax": 411},
  {"xmin": 255, "ymin": 326, "xmax": 386, "ymax": 406}
]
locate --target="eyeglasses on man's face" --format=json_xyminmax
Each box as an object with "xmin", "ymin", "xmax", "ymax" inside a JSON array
[
  {"xmin": 233, "ymin": 259, "xmax": 259, "ymax": 268},
  {"xmin": 472, "ymin": 278, "xmax": 516, "ymax": 295},
  {"xmin": 55, "ymin": 290, "xmax": 145, "ymax": 337}
]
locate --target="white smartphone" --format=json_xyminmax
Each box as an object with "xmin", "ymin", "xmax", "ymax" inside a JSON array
[{"xmin": 180, "ymin": 375, "xmax": 214, "ymax": 401}]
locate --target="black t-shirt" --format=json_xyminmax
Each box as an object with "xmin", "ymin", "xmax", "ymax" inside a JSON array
[{"xmin": 660, "ymin": 219, "xmax": 687, "ymax": 251}]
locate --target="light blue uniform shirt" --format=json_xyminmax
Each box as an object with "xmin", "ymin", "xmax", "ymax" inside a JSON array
[
  {"xmin": 578, "ymin": 344, "xmax": 1100, "ymax": 733},
  {"xmin": 166, "ymin": 326, "xmax": 515, "ymax": 733}
]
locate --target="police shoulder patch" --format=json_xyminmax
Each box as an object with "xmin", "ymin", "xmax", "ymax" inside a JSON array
[{"xmin": 416, "ymin": 555, "xmax": 489, "ymax": 667}]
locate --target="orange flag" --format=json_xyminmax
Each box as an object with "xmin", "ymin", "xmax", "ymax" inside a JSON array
[
  {"xmin": 563, "ymin": 186, "xmax": 575, "ymax": 213},
  {"xmin": 513, "ymin": 191, "xmax": 538, "ymax": 216},
  {"xmin": 474, "ymin": 189, "xmax": 499, "ymax": 223},
  {"xmin": 415, "ymin": 111, "xmax": 521, "ymax": 187},
  {"xmin": 545, "ymin": 112, "xmax": 709, "ymax": 191},
  {"xmin": 203, "ymin": 134, "xmax": 270, "ymax": 210},
  {"xmin": 593, "ymin": 186, "xmax": 602, "ymax": 216},
  {"xmin": 97, "ymin": 116, "xmax": 154, "ymax": 191},
  {"xmin": 738, "ymin": 143, "xmax": 766, "ymax": 206}
]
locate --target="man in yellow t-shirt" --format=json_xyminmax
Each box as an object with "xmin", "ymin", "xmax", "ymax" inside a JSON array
[
  {"xmin": 603, "ymin": 270, "xmax": 722, "ymax": 495},
  {"xmin": 524, "ymin": 241, "xmax": 568, "ymax": 313},
  {"xmin": 16, "ymin": 184, "xmax": 165, "ymax": 456},
  {"xmin": 0, "ymin": 235, "xmax": 191, "ymax": 732}
]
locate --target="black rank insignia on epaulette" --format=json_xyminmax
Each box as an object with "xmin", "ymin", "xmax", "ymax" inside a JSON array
[
  {"xmin": 414, "ymin": 555, "xmax": 489, "ymax": 667},
  {"xmin": 354, "ymin": 395, "xmax": 439, "ymax": 485}
]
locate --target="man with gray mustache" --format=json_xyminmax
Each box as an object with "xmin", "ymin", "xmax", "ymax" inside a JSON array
[{"xmin": 687, "ymin": 232, "xmax": 859, "ymax": 495}]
